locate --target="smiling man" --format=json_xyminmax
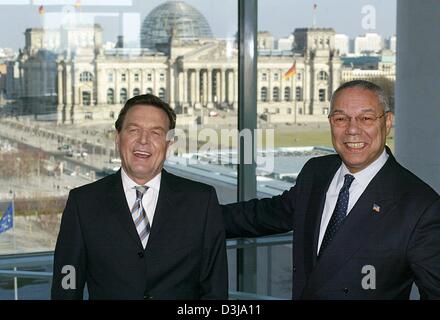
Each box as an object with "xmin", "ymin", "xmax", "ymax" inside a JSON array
[
  {"xmin": 222, "ymin": 80, "xmax": 440, "ymax": 299},
  {"xmin": 52, "ymin": 94, "xmax": 227, "ymax": 300}
]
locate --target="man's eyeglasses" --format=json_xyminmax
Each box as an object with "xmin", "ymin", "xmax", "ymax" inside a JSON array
[{"xmin": 328, "ymin": 112, "xmax": 388, "ymax": 128}]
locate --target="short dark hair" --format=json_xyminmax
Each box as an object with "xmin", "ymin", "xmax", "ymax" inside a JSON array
[
  {"xmin": 330, "ymin": 80, "xmax": 390, "ymax": 113},
  {"xmin": 115, "ymin": 94, "xmax": 176, "ymax": 132}
]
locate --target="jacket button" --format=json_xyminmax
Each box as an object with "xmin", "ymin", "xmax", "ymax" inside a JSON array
[
  {"xmin": 343, "ymin": 288, "xmax": 349, "ymax": 294},
  {"xmin": 292, "ymin": 265, "xmax": 296, "ymax": 272},
  {"xmin": 138, "ymin": 252, "xmax": 144, "ymax": 258}
]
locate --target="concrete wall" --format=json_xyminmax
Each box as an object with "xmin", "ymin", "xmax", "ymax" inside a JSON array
[{"xmin": 396, "ymin": 0, "xmax": 440, "ymax": 193}]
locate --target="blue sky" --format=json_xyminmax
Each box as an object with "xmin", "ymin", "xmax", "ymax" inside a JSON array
[{"xmin": 0, "ymin": 0, "xmax": 396, "ymax": 50}]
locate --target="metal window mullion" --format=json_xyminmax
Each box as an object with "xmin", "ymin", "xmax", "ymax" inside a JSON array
[{"xmin": 237, "ymin": 0, "xmax": 258, "ymax": 294}]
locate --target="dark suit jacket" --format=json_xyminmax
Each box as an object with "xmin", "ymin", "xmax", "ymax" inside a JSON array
[
  {"xmin": 223, "ymin": 148, "xmax": 440, "ymax": 299},
  {"xmin": 52, "ymin": 169, "xmax": 228, "ymax": 300}
]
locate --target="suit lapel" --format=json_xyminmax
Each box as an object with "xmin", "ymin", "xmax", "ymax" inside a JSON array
[
  {"xmin": 144, "ymin": 169, "xmax": 176, "ymax": 252},
  {"xmin": 106, "ymin": 171, "xmax": 144, "ymax": 251},
  {"xmin": 303, "ymin": 152, "xmax": 399, "ymax": 296},
  {"xmin": 303, "ymin": 157, "xmax": 341, "ymax": 273}
]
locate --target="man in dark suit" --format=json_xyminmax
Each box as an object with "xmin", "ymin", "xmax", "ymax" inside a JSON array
[
  {"xmin": 52, "ymin": 94, "xmax": 227, "ymax": 300},
  {"xmin": 223, "ymin": 80, "xmax": 440, "ymax": 299}
]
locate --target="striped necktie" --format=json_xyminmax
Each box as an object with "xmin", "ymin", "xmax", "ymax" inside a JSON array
[{"xmin": 132, "ymin": 185, "xmax": 151, "ymax": 249}]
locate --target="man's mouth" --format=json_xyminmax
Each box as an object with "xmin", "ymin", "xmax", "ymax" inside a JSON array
[
  {"xmin": 344, "ymin": 142, "xmax": 366, "ymax": 150},
  {"xmin": 133, "ymin": 151, "xmax": 152, "ymax": 158}
]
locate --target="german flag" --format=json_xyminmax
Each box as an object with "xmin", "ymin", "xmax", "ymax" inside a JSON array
[{"xmin": 284, "ymin": 61, "xmax": 297, "ymax": 79}]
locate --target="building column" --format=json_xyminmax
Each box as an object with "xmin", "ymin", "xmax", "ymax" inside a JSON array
[
  {"xmin": 279, "ymin": 68, "xmax": 284, "ymax": 102},
  {"xmin": 95, "ymin": 67, "xmax": 101, "ymax": 105},
  {"xmin": 267, "ymin": 69, "xmax": 272, "ymax": 102},
  {"xmin": 189, "ymin": 70, "xmax": 194, "ymax": 104},
  {"xmin": 304, "ymin": 60, "xmax": 312, "ymax": 114},
  {"xmin": 234, "ymin": 69, "xmax": 238, "ymax": 110},
  {"xmin": 191, "ymin": 70, "xmax": 195, "ymax": 103},
  {"xmin": 140, "ymin": 70, "xmax": 145, "ymax": 94},
  {"xmin": 57, "ymin": 64, "xmax": 63, "ymax": 106},
  {"xmin": 221, "ymin": 69, "xmax": 226, "ymax": 103},
  {"xmin": 114, "ymin": 69, "xmax": 119, "ymax": 104},
  {"xmin": 177, "ymin": 70, "xmax": 183, "ymax": 103},
  {"xmin": 57, "ymin": 64, "xmax": 64, "ymax": 124},
  {"xmin": 396, "ymin": 0, "xmax": 440, "ymax": 193},
  {"xmin": 291, "ymin": 73, "xmax": 296, "ymax": 101},
  {"xmin": 169, "ymin": 66, "xmax": 175, "ymax": 106},
  {"xmin": 195, "ymin": 69, "xmax": 200, "ymax": 106},
  {"xmin": 65, "ymin": 64, "xmax": 72, "ymax": 106},
  {"xmin": 183, "ymin": 70, "xmax": 188, "ymax": 105},
  {"xmin": 213, "ymin": 69, "xmax": 219, "ymax": 103},
  {"xmin": 207, "ymin": 68, "xmax": 213, "ymax": 108},
  {"xmin": 127, "ymin": 69, "xmax": 132, "ymax": 99},
  {"xmin": 227, "ymin": 69, "xmax": 233, "ymax": 104},
  {"xmin": 65, "ymin": 63, "xmax": 73, "ymax": 123},
  {"xmin": 202, "ymin": 70, "xmax": 208, "ymax": 105},
  {"xmin": 72, "ymin": 66, "xmax": 79, "ymax": 108},
  {"xmin": 153, "ymin": 69, "xmax": 158, "ymax": 95}
]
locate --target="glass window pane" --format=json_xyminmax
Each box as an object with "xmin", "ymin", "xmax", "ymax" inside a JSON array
[
  {"xmin": 257, "ymin": 0, "xmax": 396, "ymax": 299},
  {"xmin": 0, "ymin": 0, "xmax": 238, "ymax": 299}
]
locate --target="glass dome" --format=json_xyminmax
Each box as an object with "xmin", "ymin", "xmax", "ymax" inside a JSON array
[{"xmin": 140, "ymin": 1, "xmax": 213, "ymax": 49}]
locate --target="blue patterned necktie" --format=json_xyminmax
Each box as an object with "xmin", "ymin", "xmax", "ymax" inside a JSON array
[
  {"xmin": 132, "ymin": 186, "xmax": 151, "ymax": 249},
  {"xmin": 319, "ymin": 174, "xmax": 355, "ymax": 257}
]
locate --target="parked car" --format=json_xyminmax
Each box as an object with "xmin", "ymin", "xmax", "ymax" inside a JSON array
[
  {"xmin": 57, "ymin": 144, "xmax": 73, "ymax": 154},
  {"xmin": 70, "ymin": 149, "xmax": 88, "ymax": 158}
]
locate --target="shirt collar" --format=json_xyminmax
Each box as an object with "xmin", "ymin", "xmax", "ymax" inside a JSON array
[
  {"xmin": 339, "ymin": 148, "xmax": 389, "ymax": 188},
  {"xmin": 121, "ymin": 167, "xmax": 162, "ymax": 193}
]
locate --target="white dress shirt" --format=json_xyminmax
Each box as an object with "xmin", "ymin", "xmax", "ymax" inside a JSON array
[
  {"xmin": 317, "ymin": 149, "xmax": 389, "ymax": 254},
  {"xmin": 121, "ymin": 168, "xmax": 161, "ymax": 246}
]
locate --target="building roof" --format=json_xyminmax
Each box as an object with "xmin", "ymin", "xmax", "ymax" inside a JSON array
[{"xmin": 140, "ymin": 1, "xmax": 213, "ymax": 49}]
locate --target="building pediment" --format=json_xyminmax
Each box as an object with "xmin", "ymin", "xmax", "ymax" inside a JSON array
[{"xmin": 179, "ymin": 41, "xmax": 237, "ymax": 63}]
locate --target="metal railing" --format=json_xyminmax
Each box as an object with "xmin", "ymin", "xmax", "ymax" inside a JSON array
[{"xmin": 0, "ymin": 234, "xmax": 293, "ymax": 300}]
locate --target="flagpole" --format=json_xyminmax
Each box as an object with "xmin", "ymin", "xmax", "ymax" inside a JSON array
[
  {"xmin": 12, "ymin": 192, "xmax": 18, "ymax": 300},
  {"xmin": 312, "ymin": 4, "xmax": 317, "ymax": 28},
  {"xmin": 12, "ymin": 192, "xmax": 16, "ymax": 250},
  {"xmin": 13, "ymin": 266, "xmax": 18, "ymax": 300},
  {"xmin": 38, "ymin": 5, "xmax": 45, "ymax": 28}
]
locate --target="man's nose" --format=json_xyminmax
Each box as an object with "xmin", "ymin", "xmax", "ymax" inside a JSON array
[
  {"xmin": 138, "ymin": 130, "xmax": 150, "ymax": 144},
  {"xmin": 345, "ymin": 117, "xmax": 362, "ymax": 135}
]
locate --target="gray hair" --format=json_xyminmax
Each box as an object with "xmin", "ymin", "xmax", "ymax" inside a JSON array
[{"xmin": 330, "ymin": 80, "xmax": 391, "ymax": 113}]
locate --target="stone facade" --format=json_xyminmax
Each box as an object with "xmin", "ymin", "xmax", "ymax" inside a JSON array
[{"xmin": 15, "ymin": 25, "xmax": 345, "ymax": 124}]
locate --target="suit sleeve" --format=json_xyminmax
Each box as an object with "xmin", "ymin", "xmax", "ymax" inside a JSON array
[
  {"xmin": 221, "ymin": 187, "xmax": 296, "ymax": 238},
  {"xmin": 220, "ymin": 158, "xmax": 316, "ymax": 239},
  {"xmin": 407, "ymin": 198, "xmax": 440, "ymax": 299},
  {"xmin": 51, "ymin": 190, "xmax": 87, "ymax": 300},
  {"xmin": 199, "ymin": 187, "xmax": 228, "ymax": 299}
]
